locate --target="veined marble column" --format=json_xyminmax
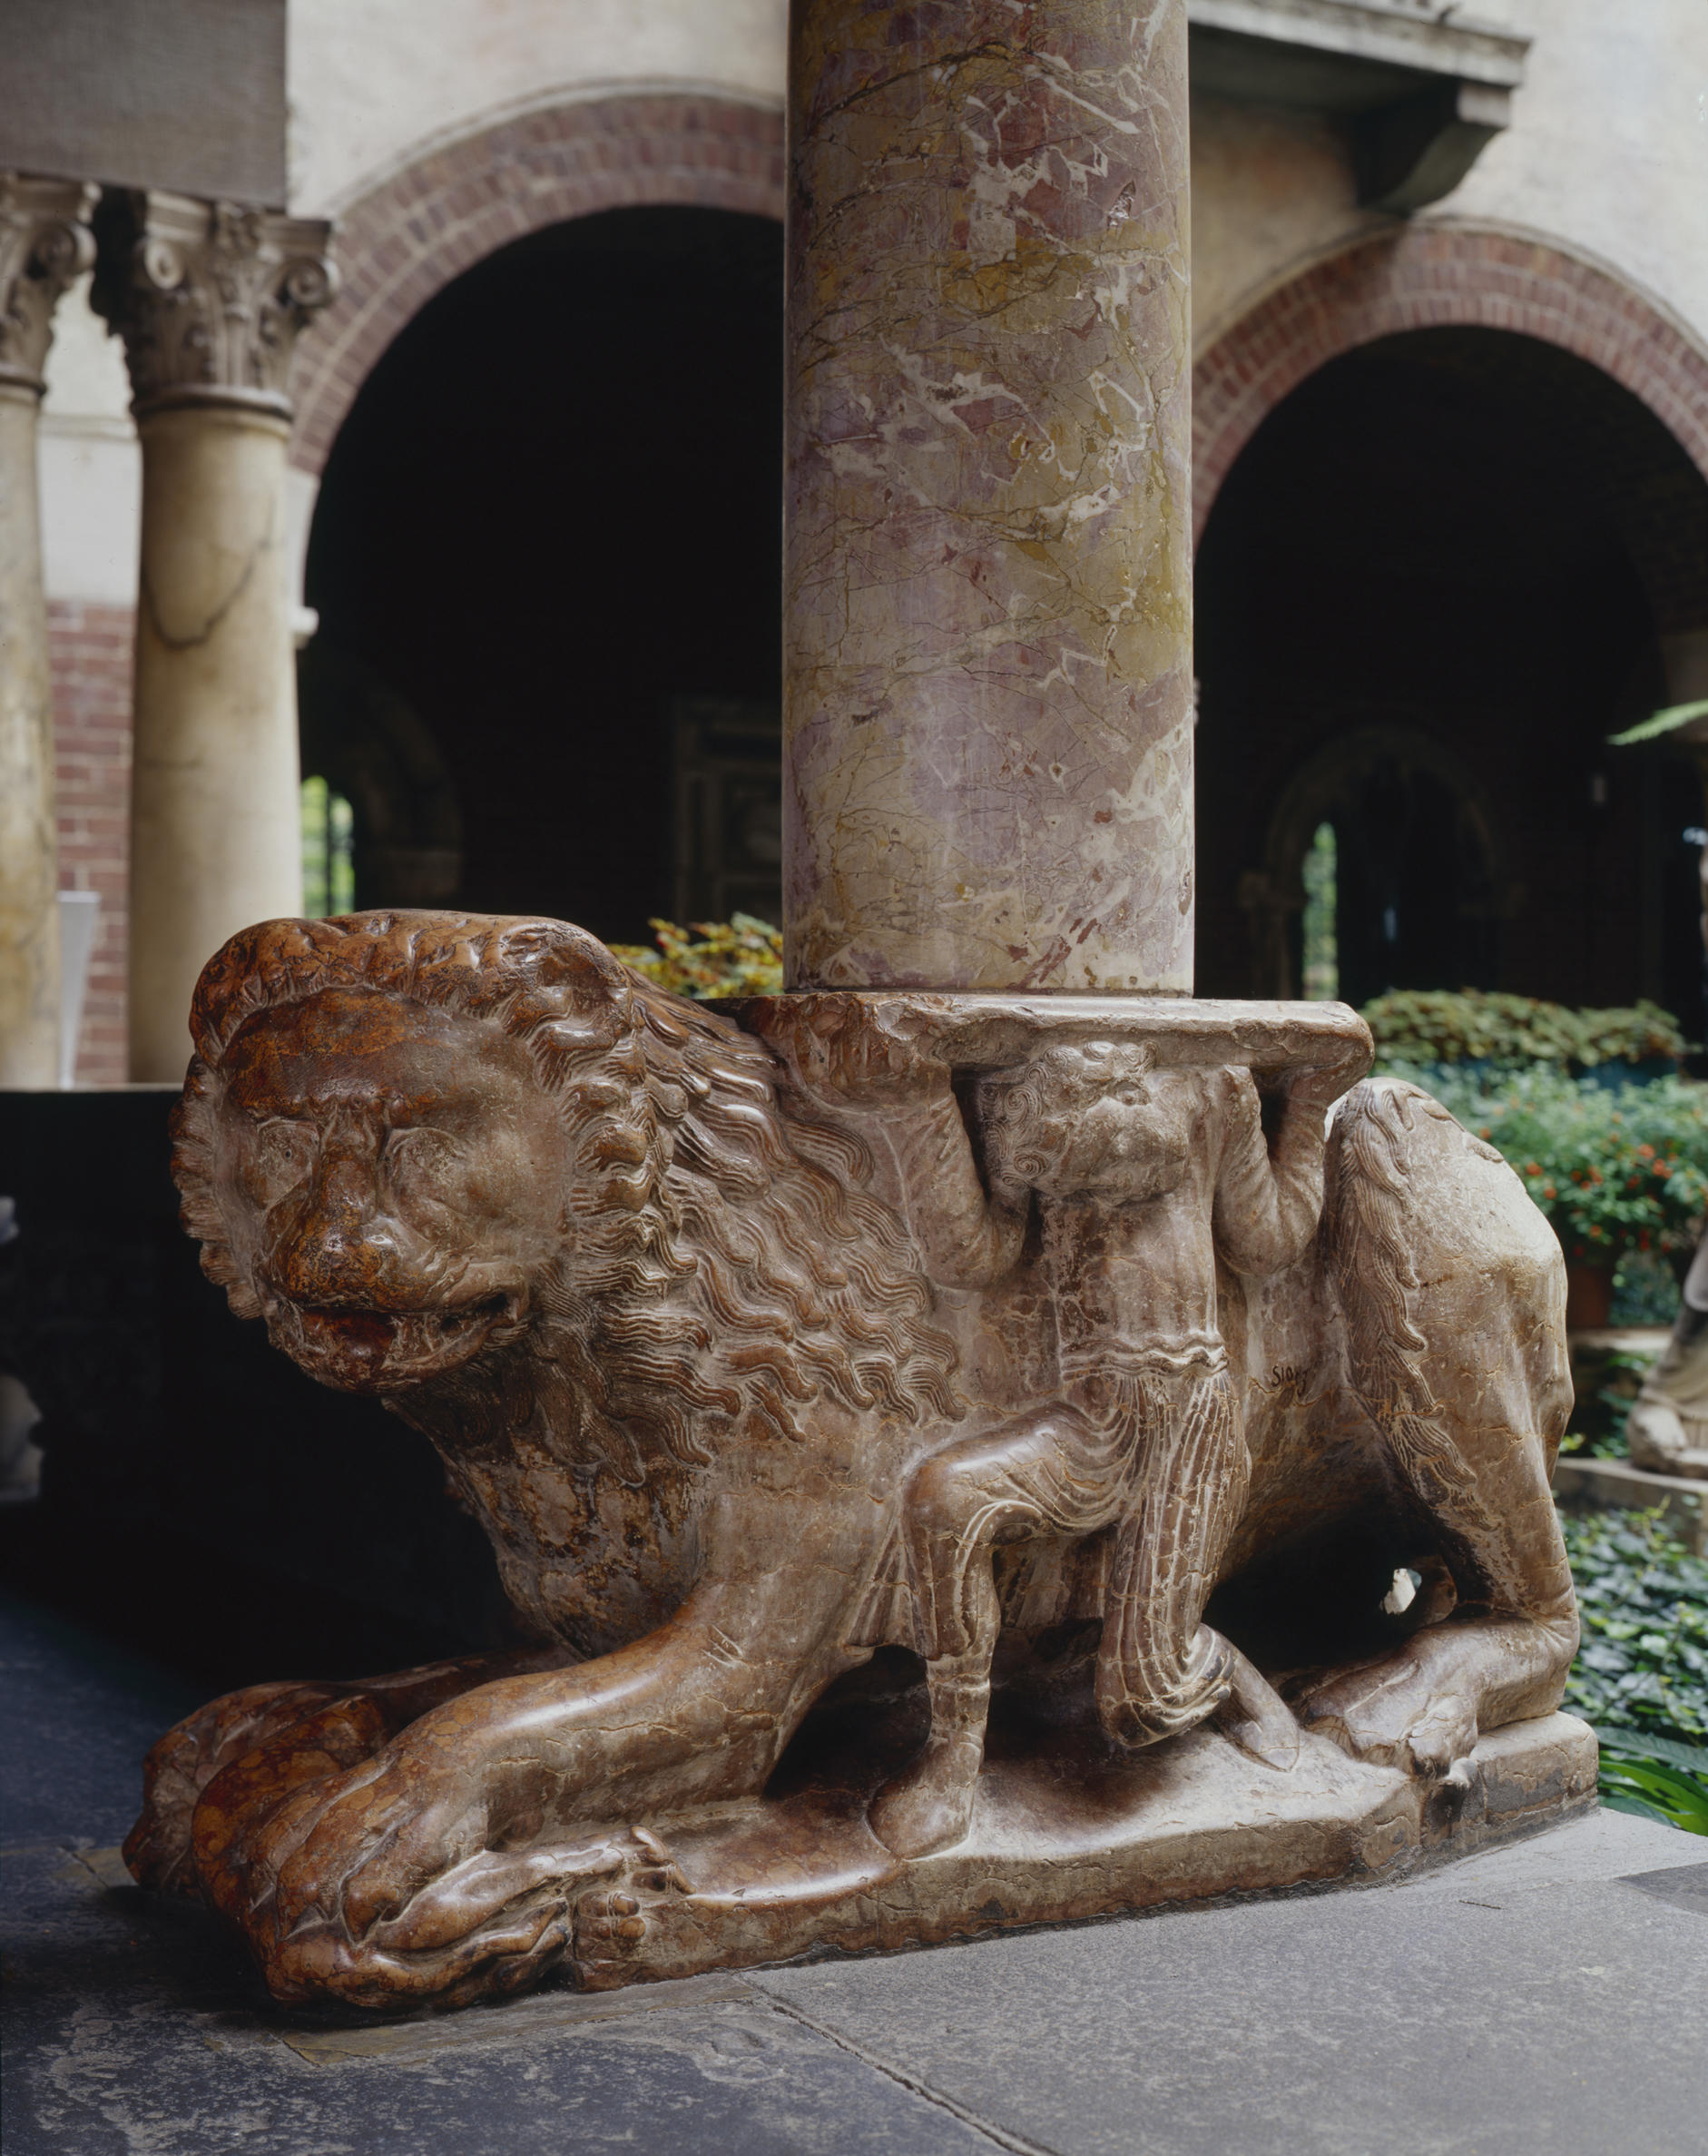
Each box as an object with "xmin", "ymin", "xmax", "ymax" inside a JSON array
[
  {"xmin": 0, "ymin": 177, "xmax": 96, "ymax": 1086},
  {"xmin": 784, "ymin": 0, "xmax": 1193, "ymax": 993},
  {"xmin": 94, "ymin": 194, "xmax": 335, "ymax": 1080}
]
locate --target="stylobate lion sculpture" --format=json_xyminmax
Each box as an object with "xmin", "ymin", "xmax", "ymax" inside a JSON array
[{"xmin": 125, "ymin": 911, "xmax": 1585, "ymax": 2011}]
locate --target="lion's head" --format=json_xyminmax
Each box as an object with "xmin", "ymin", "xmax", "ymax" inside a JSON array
[{"xmin": 172, "ymin": 911, "xmax": 959, "ymax": 1485}]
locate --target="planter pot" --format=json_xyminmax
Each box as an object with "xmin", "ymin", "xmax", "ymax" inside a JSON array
[{"xmin": 1566, "ymin": 1261, "xmax": 1615, "ymax": 1329}]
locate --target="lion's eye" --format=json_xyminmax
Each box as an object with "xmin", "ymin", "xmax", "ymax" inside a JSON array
[
  {"xmin": 385, "ymin": 1127, "xmax": 463, "ymax": 1188},
  {"xmin": 245, "ymin": 1118, "xmax": 315, "ymax": 1199}
]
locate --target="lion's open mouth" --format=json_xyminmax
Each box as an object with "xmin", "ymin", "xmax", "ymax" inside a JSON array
[{"xmin": 270, "ymin": 1293, "xmax": 520, "ymax": 1393}]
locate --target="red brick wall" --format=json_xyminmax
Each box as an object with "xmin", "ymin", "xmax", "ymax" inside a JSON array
[
  {"xmin": 291, "ymin": 94, "xmax": 786, "ymax": 477},
  {"xmin": 1193, "ymin": 224, "xmax": 1708, "ymax": 548},
  {"xmin": 48, "ymin": 600, "xmax": 133, "ymax": 1086}
]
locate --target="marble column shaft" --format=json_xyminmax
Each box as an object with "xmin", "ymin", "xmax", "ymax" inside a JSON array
[
  {"xmin": 0, "ymin": 177, "xmax": 96, "ymax": 1086},
  {"xmin": 784, "ymin": 0, "xmax": 1193, "ymax": 993},
  {"xmin": 95, "ymin": 193, "xmax": 336, "ymax": 1081}
]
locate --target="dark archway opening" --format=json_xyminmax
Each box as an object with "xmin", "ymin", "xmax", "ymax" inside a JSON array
[
  {"xmin": 1194, "ymin": 326, "xmax": 1708, "ymax": 1022},
  {"xmin": 303, "ymin": 204, "xmax": 784, "ymax": 943}
]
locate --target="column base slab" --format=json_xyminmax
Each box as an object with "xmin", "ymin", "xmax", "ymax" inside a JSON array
[{"xmin": 568, "ymin": 1711, "xmax": 1597, "ymax": 1991}]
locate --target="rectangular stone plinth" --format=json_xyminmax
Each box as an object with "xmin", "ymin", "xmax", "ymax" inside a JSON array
[
  {"xmin": 1554, "ymin": 1455, "xmax": 1708, "ymax": 1552},
  {"xmin": 570, "ymin": 1714, "xmax": 1597, "ymax": 1990}
]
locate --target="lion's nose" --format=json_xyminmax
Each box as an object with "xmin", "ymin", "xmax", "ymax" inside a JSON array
[{"xmin": 272, "ymin": 1148, "xmax": 410, "ymax": 1308}]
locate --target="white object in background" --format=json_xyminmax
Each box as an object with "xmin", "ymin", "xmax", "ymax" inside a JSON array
[{"xmin": 55, "ymin": 889, "xmax": 100, "ymax": 1088}]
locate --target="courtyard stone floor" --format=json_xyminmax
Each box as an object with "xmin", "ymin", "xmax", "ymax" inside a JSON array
[{"xmin": 3, "ymin": 1588, "xmax": 1706, "ymax": 2156}]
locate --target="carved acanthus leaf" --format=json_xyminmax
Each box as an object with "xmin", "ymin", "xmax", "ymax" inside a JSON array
[
  {"xmin": 0, "ymin": 174, "xmax": 98, "ymax": 395},
  {"xmin": 93, "ymin": 191, "xmax": 338, "ymax": 418}
]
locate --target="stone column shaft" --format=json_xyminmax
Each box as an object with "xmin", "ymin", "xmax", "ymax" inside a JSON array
[
  {"xmin": 784, "ymin": 0, "xmax": 1193, "ymax": 993},
  {"xmin": 0, "ymin": 176, "xmax": 96, "ymax": 1086},
  {"xmin": 94, "ymin": 192, "xmax": 336, "ymax": 1081}
]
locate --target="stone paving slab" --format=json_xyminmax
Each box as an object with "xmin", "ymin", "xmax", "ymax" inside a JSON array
[
  {"xmin": 750, "ymin": 1810, "xmax": 1708, "ymax": 2156},
  {"xmin": 5, "ymin": 1592, "xmax": 1707, "ymax": 2156}
]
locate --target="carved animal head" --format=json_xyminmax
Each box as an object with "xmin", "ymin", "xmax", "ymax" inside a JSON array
[{"xmin": 173, "ymin": 911, "xmax": 957, "ymax": 1479}]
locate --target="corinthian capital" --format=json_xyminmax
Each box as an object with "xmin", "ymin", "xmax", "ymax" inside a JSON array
[
  {"xmin": 0, "ymin": 174, "xmax": 99, "ymax": 396},
  {"xmin": 93, "ymin": 192, "xmax": 338, "ymax": 419}
]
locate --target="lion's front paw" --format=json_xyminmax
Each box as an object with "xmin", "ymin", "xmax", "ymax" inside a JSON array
[
  {"xmin": 237, "ymin": 1738, "xmax": 632, "ymax": 2009},
  {"xmin": 123, "ymin": 1679, "xmax": 347, "ymax": 1897},
  {"xmin": 260, "ymin": 1877, "xmax": 577, "ymax": 2010}
]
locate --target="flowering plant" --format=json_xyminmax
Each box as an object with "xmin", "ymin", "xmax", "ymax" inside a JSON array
[{"xmin": 610, "ymin": 914, "xmax": 784, "ymax": 998}]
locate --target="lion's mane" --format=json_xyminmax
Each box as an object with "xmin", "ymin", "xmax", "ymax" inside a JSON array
[{"xmin": 172, "ymin": 911, "xmax": 960, "ymax": 1481}]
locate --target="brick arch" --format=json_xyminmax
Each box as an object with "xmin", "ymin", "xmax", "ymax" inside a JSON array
[
  {"xmin": 290, "ymin": 94, "xmax": 785, "ymax": 477},
  {"xmin": 1192, "ymin": 224, "xmax": 1708, "ymax": 556}
]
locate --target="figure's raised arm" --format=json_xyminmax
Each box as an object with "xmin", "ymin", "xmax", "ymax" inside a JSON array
[{"xmin": 1211, "ymin": 1065, "xmax": 1336, "ymax": 1277}]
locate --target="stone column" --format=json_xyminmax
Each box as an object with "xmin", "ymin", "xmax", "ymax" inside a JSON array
[
  {"xmin": 0, "ymin": 177, "xmax": 96, "ymax": 1086},
  {"xmin": 94, "ymin": 194, "xmax": 336, "ymax": 1080},
  {"xmin": 784, "ymin": 0, "xmax": 1193, "ymax": 993}
]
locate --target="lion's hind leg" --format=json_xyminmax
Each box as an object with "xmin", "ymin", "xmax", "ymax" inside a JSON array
[{"xmin": 1306, "ymin": 1078, "xmax": 1579, "ymax": 1777}]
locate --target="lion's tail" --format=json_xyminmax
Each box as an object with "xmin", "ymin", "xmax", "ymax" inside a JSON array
[{"xmin": 1322, "ymin": 1078, "xmax": 1524, "ymax": 1605}]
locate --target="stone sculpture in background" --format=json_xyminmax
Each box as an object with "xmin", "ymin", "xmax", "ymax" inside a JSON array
[
  {"xmin": 1627, "ymin": 1297, "xmax": 1708, "ymax": 1479},
  {"xmin": 123, "ymin": 910, "xmax": 1589, "ymax": 2013},
  {"xmin": 1626, "ymin": 834, "xmax": 1708, "ymax": 1482}
]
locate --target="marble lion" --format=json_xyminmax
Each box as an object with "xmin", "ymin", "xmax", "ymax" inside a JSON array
[{"xmin": 124, "ymin": 911, "xmax": 1578, "ymax": 2011}]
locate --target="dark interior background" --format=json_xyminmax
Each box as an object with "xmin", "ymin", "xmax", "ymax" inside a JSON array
[
  {"xmin": 303, "ymin": 204, "xmax": 785, "ymax": 947},
  {"xmin": 1193, "ymin": 326, "xmax": 1708, "ymax": 1019}
]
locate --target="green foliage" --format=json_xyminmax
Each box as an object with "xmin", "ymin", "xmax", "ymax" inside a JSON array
[
  {"xmin": 1608, "ymin": 696, "xmax": 1708, "ymax": 747},
  {"xmin": 1381, "ymin": 1064, "xmax": 1708, "ymax": 1267},
  {"xmin": 1596, "ymin": 1740, "xmax": 1708, "ymax": 1835},
  {"xmin": 1361, "ymin": 989, "xmax": 1689, "ymax": 1068},
  {"xmin": 300, "ymin": 774, "xmax": 355, "ymax": 918},
  {"xmin": 1608, "ymin": 1246, "xmax": 1688, "ymax": 1326},
  {"xmin": 1559, "ymin": 1503, "xmax": 1708, "ymax": 1829},
  {"xmin": 1301, "ymin": 822, "xmax": 1338, "ymax": 1002},
  {"xmin": 610, "ymin": 915, "xmax": 784, "ymax": 999},
  {"xmin": 1559, "ymin": 1507, "xmax": 1708, "ymax": 1749}
]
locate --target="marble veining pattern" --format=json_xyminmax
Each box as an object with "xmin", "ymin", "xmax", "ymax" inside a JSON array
[
  {"xmin": 784, "ymin": 0, "xmax": 1194, "ymax": 992},
  {"xmin": 121, "ymin": 913, "xmax": 1585, "ymax": 2013}
]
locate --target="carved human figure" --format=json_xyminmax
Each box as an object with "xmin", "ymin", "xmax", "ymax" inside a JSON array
[{"xmin": 851, "ymin": 1039, "xmax": 1347, "ymax": 1856}]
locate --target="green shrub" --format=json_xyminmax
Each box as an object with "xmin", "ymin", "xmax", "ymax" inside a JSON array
[
  {"xmin": 1361, "ymin": 989, "xmax": 1689, "ymax": 1068},
  {"xmin": 610, "ymin": 914, "xmax": 784, "ymax": 999}
]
